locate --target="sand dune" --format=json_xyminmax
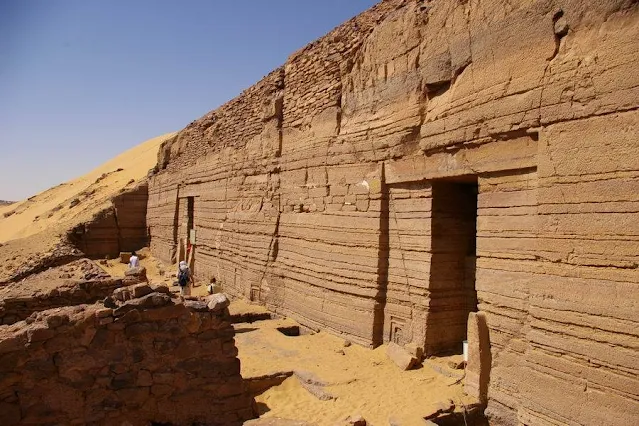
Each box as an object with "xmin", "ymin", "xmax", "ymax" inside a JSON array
[
  {"xmin": 0, "ymin": 133, "xmax": 174, "ymax": 244},
  {"xmin": 0, "ymin": 133, "xmax": 175, "ymax": 283}
]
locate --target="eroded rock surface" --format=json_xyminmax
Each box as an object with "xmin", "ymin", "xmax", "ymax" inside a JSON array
[{"xmin": 146, "ymin": 0, "xmax": 639, "ymax": 424}]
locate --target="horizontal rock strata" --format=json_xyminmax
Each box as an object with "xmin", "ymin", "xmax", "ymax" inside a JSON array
[
  {"xmin": 146, "ymin": 0, "xmax": 639, "ymax": 424},
  {"xmin": 69, "ymin": 183, "xmax": 150, "ymax": 258}
]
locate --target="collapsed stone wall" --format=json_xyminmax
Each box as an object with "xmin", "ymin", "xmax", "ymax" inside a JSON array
[
  {"xmin": 0, "ymin": 290, "xmax": 254, "ymax": 426},
  {"xmin": 147, "ymin": 0, "xmax": 639, "ymax": 424},
  {"xmin": 70, "ymin": 183, "xmax": 150, "ymax": 258},
  {"xmin": 0, "ymin": 278, "xmax": 122, "ymax": 325}
]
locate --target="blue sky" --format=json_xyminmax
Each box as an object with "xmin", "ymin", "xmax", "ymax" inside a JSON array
[{"xmin": 0, "ymin": 0, "xmax": 377, "ymax": 200}]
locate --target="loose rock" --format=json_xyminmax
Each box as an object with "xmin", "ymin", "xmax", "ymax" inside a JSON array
[{"xmin": 386, "ymin": 342, "xmax": 418, "ymax": 371}]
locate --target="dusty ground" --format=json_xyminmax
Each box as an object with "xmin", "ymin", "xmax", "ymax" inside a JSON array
[{"xmin": 231, "ymin": 299, "xmax": 473, "ymax": 426}]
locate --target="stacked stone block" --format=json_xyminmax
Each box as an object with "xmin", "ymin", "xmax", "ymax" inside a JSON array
[{"xmin": 0, "ymin": 291, "xmax": 254, "ymax": 425}]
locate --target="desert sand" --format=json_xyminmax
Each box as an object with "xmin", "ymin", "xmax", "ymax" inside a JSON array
[
  {"xmin": 0, "ymin": 133, "xmax": 175, "ymax": 243},
  {"xmin": 94, "ymin": 253, "xmax": 474, "ymax": 425},
  {"xmin": 0, "ymin": 133, "xmax": 174, "ymax": 283},
  {"xmin": 235, "ymin": 310, "xmax": 473, "ymax": 426}
]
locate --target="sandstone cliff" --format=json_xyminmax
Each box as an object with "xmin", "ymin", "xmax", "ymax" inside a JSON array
[{"xmin": 147, "ymin": 0, "xmax": 639, "ymax": 424}]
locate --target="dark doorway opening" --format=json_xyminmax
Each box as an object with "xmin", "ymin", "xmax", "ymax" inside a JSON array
[
  {"xmin": 425, "ymin": 177, "xmax": 478, "ymax": 354},
  {"xmin": 186, "ymin": 196, "xmax": 195, "ymax": 237}
]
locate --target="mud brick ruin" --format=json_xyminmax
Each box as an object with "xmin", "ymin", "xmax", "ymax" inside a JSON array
[{"xmin": 144, "ymin": 0, "xmax": 639, "ymax": 424}]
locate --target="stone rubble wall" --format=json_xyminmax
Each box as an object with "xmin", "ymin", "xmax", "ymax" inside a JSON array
[
  {"xmin": 147, "ymin": 0, "xmax": 639, "ymax": 424},
  {"xmin": 69, "ymin": 183, "xmax": 150, "ymax": 258},
  {"xmin": 0, "ymin": 291, "xmax": 254, "ymax": 426},
  {"xmin": 0, "ymin": 278, "xmax": 122, "ymax": 325}
]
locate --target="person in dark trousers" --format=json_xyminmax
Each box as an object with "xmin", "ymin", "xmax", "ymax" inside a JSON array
[{"xmin": 177, "ymin": 260, "xmax": 191, "ymax": 296}]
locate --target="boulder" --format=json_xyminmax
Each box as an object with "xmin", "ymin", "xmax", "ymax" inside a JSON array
[
  {"xmin": 206, "ymin": 293, "xmax": 230, "ymax": 312},
  {"xmin": 123, "ymin": 267, "xmax": 147, "ymax": 285},
  {"xmin": 403, "ymin": 342, "xmax": 424, "ymax": 361},
  {"xmin": 150, "ymin": 283, "xmax": 170, "ymax": 294},
  {"xmin": 113, "ymin": 293, "xmax": 171, "ymax": 316},
  {"xmin": 112, "ymin": 287, "xmax": 132, "ymax": 302},
  {"xmin": 131, "ymin": 283, "xmax": 152, "ymax": 298},
  {"xmin": 183, "ymin": 300, "xmax": 209, "ymax": 312},
  {"xmin": 386, "ymin": 342, "xmax": 418, "ymax": 370}
]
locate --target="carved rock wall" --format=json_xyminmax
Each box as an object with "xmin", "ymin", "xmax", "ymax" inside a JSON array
[
  {"xmin": 0, "ymin": 294, "xmax": 254, "ymax": 425},
  {"xmin": 147, "ymin": 0, "xmax": 639, "ymax": 424},
  {"xmin": 70, "ymin": 183, "xmax": 150, "ymax": 258}
]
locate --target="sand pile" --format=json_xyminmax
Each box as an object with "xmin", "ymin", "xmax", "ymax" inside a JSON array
[{"xmin": 0, "ymin": 133, "xmax": 175, "ymax": 283}]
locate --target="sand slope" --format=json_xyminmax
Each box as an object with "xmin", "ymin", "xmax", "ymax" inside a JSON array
[
  {"xmin": 0, "ymin": 133, "xmax": 175, "ymax": 283},
  {"xmin": 0, "ymin": 133, "xmax": 175, "ymax": 243}
]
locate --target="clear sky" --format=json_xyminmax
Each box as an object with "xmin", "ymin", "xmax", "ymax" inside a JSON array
[{"xmin": 0, "ymin": 0, "xmax": 378, "ymax": 201}]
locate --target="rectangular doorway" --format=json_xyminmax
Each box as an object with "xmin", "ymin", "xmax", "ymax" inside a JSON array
[
  {"xmin": 187, "ymin": 196, "xmax": 194, "ymax": 236},
  {"xmin": 425, "ymin": 177, "xmax": 478, "ymax": 353}
]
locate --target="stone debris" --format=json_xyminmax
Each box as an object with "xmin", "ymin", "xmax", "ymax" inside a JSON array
[
  {"xmin": 207, "ymin": 292, "xmax": 231, "ymax": 312},
  {"xmin": 386, "ymin": 342, "xmax": 418, "ymax": 371},
  {"xmin": 0, "ymin": 273, "xmax": 123, "ymax": 325},
  {"xmin": 0, "ymin": 292, "xmax": 252, "ymax": 425},
  {"xmin": 294, "ymin": 370, "xmax": 335, "ymax": 401},
  {"xmin": 123, "ymin": 266, "xmax": 147, "ymax": 285}
]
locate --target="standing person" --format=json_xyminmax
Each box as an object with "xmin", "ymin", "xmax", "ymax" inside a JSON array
[
  {"xmin": 177, "ymin": 261, "xmax": 191, "ymax": 296},
  {"xmin": 128, "ymin": 251, "xmax": 140, "ymax": 269}
]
